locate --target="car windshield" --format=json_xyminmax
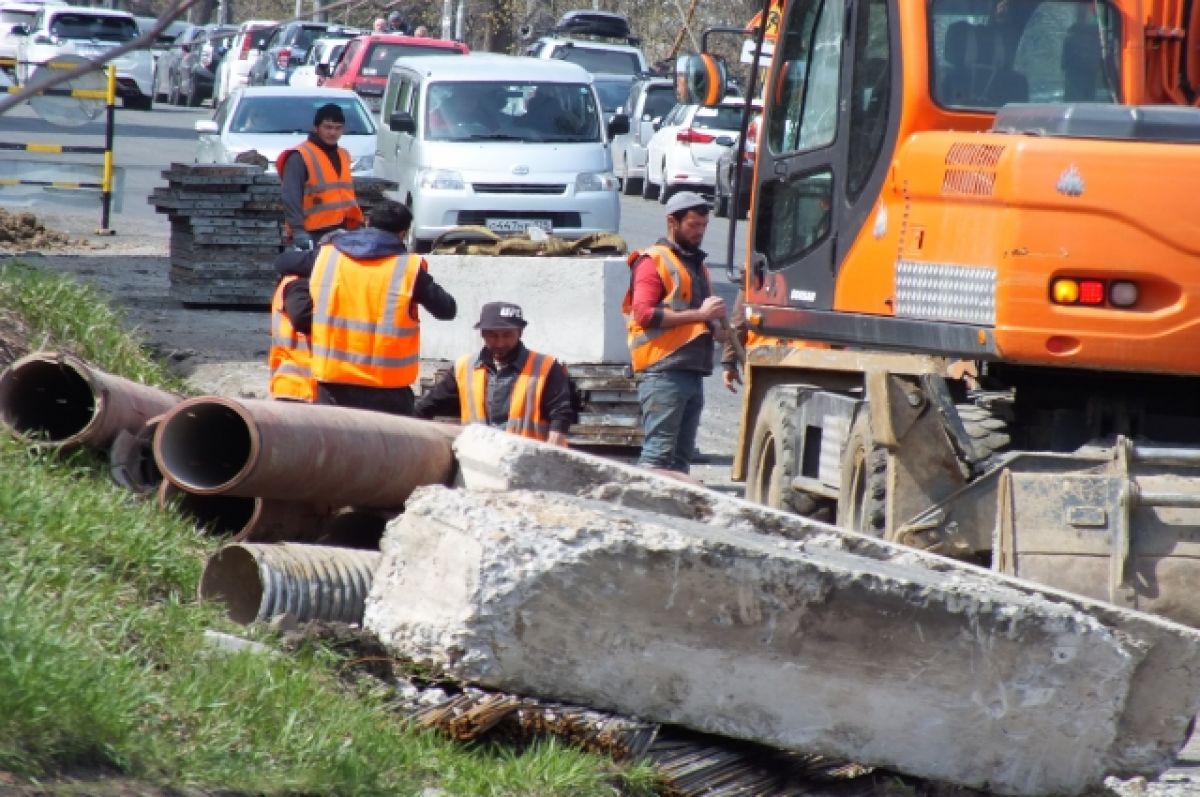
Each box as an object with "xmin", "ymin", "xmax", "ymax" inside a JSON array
[
  {"xmin": 426, "ymin": 80, "xmax": 602, "ymax": 142},
  {"xmin": 593, "ymin": 78, "xmax": 633, "ymax": 112},
  {"xmin": 929, "ymin": 0, "xmax": 1122, "ymax": 107},
  {"xmin": 550, "ymin": 44, "xmax": 640, "ymax": 75},
  {"xmin": 0, "ymin": 9, "xmax": 35, "ymax": 26},
  {"xmin": 643, "ymin": 85, "xmax": 675, "ymax": 119},
  {"xmin": 50, "ymin": 13, "xmax": 139, "ymax": 42},
  {"xmin": 230, "ymin": 96, "xmax": 376, "ymax": 135},
  {"xmin": 295, "ymin": 25, "xmax": 327, "ymax": 48},
  {"xmin": 360, "ymin": 42, "xmax": 462, "ymax": 76}
]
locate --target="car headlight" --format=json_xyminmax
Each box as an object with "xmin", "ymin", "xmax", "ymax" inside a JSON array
[
  {"xmin": 575, "ymin": 171, "xmax": 619, "ymax": 192},
  {"xmin": 418, "ymin": 168, "xmax": 465, "ymax": 190},
  {"xmin": 351, "ymin": 154, "xmax": 374, "ymax": 172}
]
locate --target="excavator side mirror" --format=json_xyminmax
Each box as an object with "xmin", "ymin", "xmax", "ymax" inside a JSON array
[{"xmin": 675, "ymin": 53, "xmax": 727, "ymax": 107}]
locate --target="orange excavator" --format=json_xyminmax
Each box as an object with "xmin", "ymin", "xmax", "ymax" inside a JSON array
[{"xmin": 680, "ymin": 0, "xmax": 1200, "ymax": 626}]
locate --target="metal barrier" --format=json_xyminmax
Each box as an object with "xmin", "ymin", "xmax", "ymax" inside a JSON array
[{"xmin": 0, "ymin": 57, "xmax": 119, "ymax": 233}]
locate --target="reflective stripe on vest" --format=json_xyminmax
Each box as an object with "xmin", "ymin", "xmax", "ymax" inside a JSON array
[
  {"xmin": 622, "ymin": 245, "xmax": 710, "ymax": 372},
  {"xmin": 276, "ymin": 141, "xmax": 363, "ymax": 232},
  {"xmin": 268, "ymin": 275, "xmax": 316, "ymax": 401},
  {"xmin": 309, "ymin": 247, "xmax": 423, "ymax": 388},
  {"xmin": 454, "ymin": 351, "xmax": 555, "ymax": 441}
]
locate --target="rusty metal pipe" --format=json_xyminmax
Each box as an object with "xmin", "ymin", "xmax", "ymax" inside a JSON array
[
  {"xmin": 0, "ymin": 351, "xmax": 182, "ymax": 449},
  {"xmin": 154, "ymin": 397, "xmax": 458, "ymax": 508},
  {"xmin": 316, "ymin": 507, "xmax": 398, "ymax": 549},
  {"xmin": 199, "ymin": 542, "xmax": 381, "ymax": 625},
  {"xmin": 158, "ymin": 481, "xmax": 330, "ymax": 543}
]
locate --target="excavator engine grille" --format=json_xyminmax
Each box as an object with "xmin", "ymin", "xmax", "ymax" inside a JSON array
[{"xmin": 941, "ymin": 143, "xmax": 1005, "ymax": 196}]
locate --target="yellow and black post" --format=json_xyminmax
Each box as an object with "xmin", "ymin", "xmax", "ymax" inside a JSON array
[{"xmin": 99, "ymin": 63, "xmax": 116, "ymax": 235}]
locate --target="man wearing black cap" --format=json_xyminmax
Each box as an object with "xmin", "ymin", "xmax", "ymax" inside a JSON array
[
  {"xmin": 414, "ymin": 302, "xmax": 575, "ymax": 446},
  {"xmin": 276, "ymin": 102, "xmax": 364, "ymax": 250},
  {"xmin": 623, "ymin": 190, "xmax": 727, "ymax": 474}
]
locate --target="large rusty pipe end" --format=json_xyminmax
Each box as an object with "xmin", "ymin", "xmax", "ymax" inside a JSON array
[
  {"xmin": 154, "ymin": 396, "xmax": 259, "ymax": 495},
  {"xmin": 158, "ymin": 481, "xmax": 259, "ymax": 536}
]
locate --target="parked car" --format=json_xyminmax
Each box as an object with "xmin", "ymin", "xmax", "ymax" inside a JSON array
[
  {"xmin": 135, "ymin": 15, "xmax": 190, "ymax": 72},
  {"xmin": 643, "ymin": 98, "xmax": 757, "ymax": 203},
  {"xmin": 609, "ymin": 73, "xmax": 673, "ymax": 195},
  {"xmin": 524, "ymin": 10, "xmax": 647, "ymax": 76},
  {"xmin": 211, "ymin": 18, "xmax": 273, "ymax": 104},
  {"xmin": 323, "ymin": 32, "xmax": 467, "ymax": 113},
  {"xmin": 152, "ymin": 22, "xmax": 206, "ymax": 103},
  {"xmin": 373, "ymin": 53, "xmax": 628, "ymax": 251},
  {"xmin": 592, "ymin": 72, "xmax": 632, "ymax": 122},
  {"xmin": 0, "ymin": 1, "xmax": 58, "ymax": 70},
  {"xmin": 170, "ymin": 23, "xmax": 235, "ymax": 106},
  {"xmin": 288, "ymin": 33, "xmax": 353, "ymax": 87},
  {"xmin": 246, "ymin": 20, "xmax": 331, "ymax": 87},
  {"xmin": 12, "ymin": 4, "xmax": 153, "ymax": 109},
  {"xmin": 194, "ymin": 86, "xmax": 376, "ymax": 174},
  {"xmin": 713, "ymin": 112, "xmax": 760, "ymax": 219}
]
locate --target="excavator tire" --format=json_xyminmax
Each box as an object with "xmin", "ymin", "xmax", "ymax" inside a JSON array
[
  {"xmin": 746, "ymin": 386, "xmax": 824, "ymax": 515},
  {"xmin": 836, "ymin": 412, "xmax": 888, "ymax": 537},
  {"xmin": 956, "ymin": 401, "xmax": 1012, "ymax": 469}
]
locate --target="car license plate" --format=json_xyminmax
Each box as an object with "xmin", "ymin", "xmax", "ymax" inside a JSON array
[{"xmin": 485, "ymin": 218, "xmax": 552, "ymax": 234}]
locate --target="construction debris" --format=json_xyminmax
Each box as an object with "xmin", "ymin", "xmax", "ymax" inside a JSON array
[{"xmin": 361, "ymin": 426, "xmax": 1200, "ymax": 796}]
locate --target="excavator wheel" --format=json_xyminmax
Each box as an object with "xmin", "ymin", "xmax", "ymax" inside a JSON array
[
  {"xmin": 746, "ymin": 386, "xmax": 827, "ymax": 516},
  {"xmin": 836, "ymin": 412, "xmax": 888, "ymax": 537},
  {"xmin": 956, "ymin": 399, "xmax": 1013, "ymax": 471}
]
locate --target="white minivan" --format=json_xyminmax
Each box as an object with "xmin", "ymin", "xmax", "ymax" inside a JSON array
[{"xmin": 373, "ymin": 53, "xmax": 629, "ymax": 251}]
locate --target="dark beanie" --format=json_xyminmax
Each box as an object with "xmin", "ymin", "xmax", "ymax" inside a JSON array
[{"xmin": 313, "ymin": 103, "xmax": 345, "ymax": 127}]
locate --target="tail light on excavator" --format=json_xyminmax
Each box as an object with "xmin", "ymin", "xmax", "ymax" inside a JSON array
[{"xmin": 1050, "ymin": 278, "xmax": 1139, "ymax": 308}]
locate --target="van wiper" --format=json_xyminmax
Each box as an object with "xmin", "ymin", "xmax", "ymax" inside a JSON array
[{"xmin": 462, "ymin": 133, "xmax": 526, "ymax": 141}]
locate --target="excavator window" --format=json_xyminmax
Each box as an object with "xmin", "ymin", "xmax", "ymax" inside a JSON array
[
  {"xmin": 846, "ymin": 0, "xmax": 890, "ymax": 200},
  {"xmin": 929, "ymin": 0, "xmax": 1120, "ymax": 109},
  {"xmin": 767, "ymin": 0, "xmax": 845, "ymax": 156}
]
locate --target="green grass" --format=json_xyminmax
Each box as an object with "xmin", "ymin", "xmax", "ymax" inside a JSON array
[{"xmin": 0, "ymin": 263, "xmax": 660, "ymax": 796}]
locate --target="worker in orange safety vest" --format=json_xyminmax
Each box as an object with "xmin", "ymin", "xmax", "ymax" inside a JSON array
[
  {"xmin": 414, "ymin": 302, "xmax": 576, "ymax": 446},
  {"xmin": 624, "ymin": 190, "xmax": 728, "ymax": 474},
  {"xmin": 276, "ymin": 103, "xmax": 364, "ymax": 250},
  {"xmin": 276, "ymin": 200, "xmax": 457, "ymax": 415},
  {"xmin": 267, "ymin": 273, "xmax": 316, "ymax": 402}
]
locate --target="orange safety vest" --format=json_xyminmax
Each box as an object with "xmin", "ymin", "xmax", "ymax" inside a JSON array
[
  {"xmin": 275, "ymin": 140, "xmax": 364, "ymax": 233},
  {"xmin": 454, "ymin": 350, "xmax": 556, "ymax": 441},
  {"xmin": 622, "ymin": 244, "xmax": 711, "ymax": 372},
  {"xmin": 268, "ymin": 275, "xmax": 316, "ymax": 402},
  {"xmin": 309, "ymin": 247, "xmax": 424, "ymax": 388}
]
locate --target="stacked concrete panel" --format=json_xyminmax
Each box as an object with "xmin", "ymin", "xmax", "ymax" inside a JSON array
[
  {"xmin": 150, "ymin": 164, "xmax": 395, "ymax": 306},
  {"xmin": 363, "ymin": 425, "xmax": 1200, "ymax": 796}
]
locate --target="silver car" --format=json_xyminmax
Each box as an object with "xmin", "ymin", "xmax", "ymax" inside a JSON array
[{"xmin": 194, "ymin": 86, "xmax": 376, "ymax": 175}]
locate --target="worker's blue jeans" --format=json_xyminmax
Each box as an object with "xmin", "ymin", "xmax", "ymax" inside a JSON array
[{"xmin": 636, "ymin": 370, "xmax": 705, "ymax": 473}]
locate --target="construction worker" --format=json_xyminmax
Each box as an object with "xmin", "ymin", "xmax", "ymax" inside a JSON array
[
  {"xmin": 267, "ymin": 272, "xmax": 316, "ymax": 402},
  {"xmin": 276, "ymin": 103, "xmax": 364, "ymax": 250},
  {"xmin": 624, "ymin": 191, "xmax": 726, "ymax": 474},
  {"xmin": 414, "ymin": 302, "xmax": 575, "ymax": 446},
  {"xmin": 277, "ymin": 200, "xmax": 457, "ymax": 415}
]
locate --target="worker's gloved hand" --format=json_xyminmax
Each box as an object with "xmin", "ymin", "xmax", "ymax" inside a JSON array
[{"xmin": 292, "ymin": 230, "xmax": 313, "ymax": 251}]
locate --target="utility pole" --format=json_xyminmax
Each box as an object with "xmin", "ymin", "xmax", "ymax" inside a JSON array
[
  {"xmin": 454, "ymin": 0, "xmax": 465, "ymax": 41},
  {"xmin": 440, "ymin": 0, "xmax": 452, "ymax": 39}
]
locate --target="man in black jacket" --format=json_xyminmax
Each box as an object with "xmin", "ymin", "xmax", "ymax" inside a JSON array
[{"xmin": 276, "ymin": 200, "xmax": 456, "ymax": 416}]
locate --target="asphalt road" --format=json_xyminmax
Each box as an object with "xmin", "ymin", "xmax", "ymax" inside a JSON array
[{"xmin": 0, "ymin": 98, "xmax": 750, "ymax": 489}]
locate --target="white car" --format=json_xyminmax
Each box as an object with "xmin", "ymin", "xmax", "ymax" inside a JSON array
[
  {"xmin": 194, "ymin": 87, "xmax": 376, "ymax": 175},
  {"xmin": 643, "ymin": 99, "xmax": 757, "ymax": 203},
  {"xmin": 211, "ymin": 18, "xmax": 274, "ymax": 104},
  {"xmin": 524, "ymin": 10, "xmax": 647, "ymax": 76},
  {"xmin": 12, "ymin": 4, "xmax": 153, "ymax": 109},
  {"xmin": 0, "ymin": 1, "xmax": 60, "ymax": 66},
  {"xmin": 610, "ymin": 74, "xmax": 675, "ymax": 196},
  {"xmin": 288, "ymin": 35, "xmax": 351, "ymax": 88}
]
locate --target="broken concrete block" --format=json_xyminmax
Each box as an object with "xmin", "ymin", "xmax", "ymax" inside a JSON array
[
  {"xmin": 450, "ymin": 425, "xmax": 1200, "ymax": 778},
  {"xmin": 365, "ymin": 485, "xmax": 1165, "ymax": 795}
]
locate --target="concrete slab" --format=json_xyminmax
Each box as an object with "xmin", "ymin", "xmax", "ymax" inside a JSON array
[
  {"xmin": 420, "ymin": 255, "xmax": 630, "ymax": 364},
  {"xmin": 449, "ymin": 425, "xmax": 1200, "ymax": 778},
  {"xmin": 366, "ymin": 486, "xmax": 1146, "ymax": 795}
]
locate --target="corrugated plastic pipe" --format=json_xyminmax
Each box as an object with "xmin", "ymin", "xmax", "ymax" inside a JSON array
[
  {"xmin": 199, "ymin": 542, "xmax": 381, "ymax": 625},
  {"xmin": 0, "ymin": 351, "xmax": 181, "ymax": 449},
  {"xmin": 153, "ymin": 396, "xmax": 459, "ymax": 507},
  {"xmin": 158, "ymin": 481, "xmax": 329, "ymax": 544}
]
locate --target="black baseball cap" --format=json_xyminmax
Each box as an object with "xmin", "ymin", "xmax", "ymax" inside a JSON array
[{"xmin": 474, "ymin": 301, "xmax": 527, "ymax": 330}]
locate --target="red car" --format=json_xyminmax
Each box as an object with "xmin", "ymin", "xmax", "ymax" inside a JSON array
[{"xmin": 323, "ymin": 33, "xmax": 468, "ymax": 112}]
